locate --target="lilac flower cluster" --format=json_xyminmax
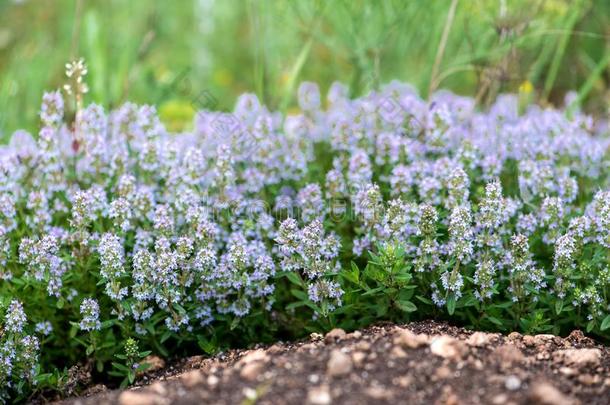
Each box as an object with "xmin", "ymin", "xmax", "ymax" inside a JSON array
[
  {"xmin": 277, "ymin": 219, "xmax": 343, "ymax": 315},
  {"xmin": 0, "ymin": 300, "xmax": 39, "ymax": 394},
  {"xmin": 79, "ymin": 298, "xmax": 101, "ymax": 332}
]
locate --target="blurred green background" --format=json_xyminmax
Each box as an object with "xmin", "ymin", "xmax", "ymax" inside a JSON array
[{"xmin": 0, "ymin": 0, "xmax": 609, "ymax": 138}]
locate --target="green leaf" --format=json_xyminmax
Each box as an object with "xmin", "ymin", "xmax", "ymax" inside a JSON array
[
  {"xmin": 555, "ymin": 300, "xmax": 563, "ymax": 315},
  {"xmin": 290, "ymin": 289, "xmax": 308, "ymax": 300},
  {"xmin": 284, "ymin": 272, "xmax": 302, "ymax": 286},
  {"xmin": 160, "ymin": 330, "xmax": 172, "ymax": 343},
  {"xmin": 398, "ymin": 288, "xmax": 414, "ymax": 301},
  {"xmin": 86, "ymin": 345, "xmax": 95, "ymax": 356},
  {"xmin": 446, "ymin": 294, "xmax": 456, "ymax": 316},
  {"xmin": 462, "ymin": 295, "xmax": 478, "ymax": 307},
  {"xmin": 362, "ymin": 286, "xmax": 384, "ymax": 297},
  {"xmin": 600, "ymin": 315, "xmax": 610, "ymax": 331},
  {"xmin": 174, "ymin": 303, "xmax": 187, "ymax": 315},
  {"xmin": 364, "ymin": 264, "xmax": 385, "ymax": 282},
  {"xmin": 486, "ymin": 315, "xmax": 503, "ymax": 327},
  {"xmin": 286, "ymin": 301, "xmax": 307, "ymax": 310},
  {"xmin": 396, "ymin": 299, "xmax": 417, "ymax": 313},
  {"xmin": 394, "ymin": 270, "xmax": 412, "ymax": 283},
  {"xmin": 198, "ymin": 339, "xmax": 217, "ymax": 354},
  {"xmin": 416, "ymin": 295, "xmax": 433, "ymax": 305},
  {"xmin": 369, "ymin": 252, "xmax": 381, "ymax": 264},
  {"xmin": 375, "ymin": 303, "xmax": 389, "ymax": 317},
  {"xmin": 100, "ymin": 341, "xmax": 116, "ymax": 349},
  {"xmin": 342, "ymin": 261, "xmax": 360, "ymax": 284},
  {"xmin": 121, "ymin": 300, "xmax": 132, "ymax": 313},
  {"xmin": 101, "ymin": 320, "xmax": 115, "ymax": 329},
  {"xmin": 112, "ymin": 362, "xmax": 129, "ymax": 372},
  {"xmin": 10, "ymin": 278, "xmax": 25, "ymax": 286},
  {"xmin": 386, "ymin": 287, "xmax": 398, "ymax": 296},
  {"xmin": 491, "ymin": 301, "xmax": 515, "ymax": 309},
  {"xmin": 519, "ymin": 318, "xmax": 530, "ymax": 331},
  {"xmin": 108, "ymin": 371, "xmax": 123, "ymax": 377}
]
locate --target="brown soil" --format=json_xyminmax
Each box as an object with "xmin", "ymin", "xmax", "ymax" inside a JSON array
[{"xmin": 55, "ymin": 321, "xmax": 610, "ymax": 405}]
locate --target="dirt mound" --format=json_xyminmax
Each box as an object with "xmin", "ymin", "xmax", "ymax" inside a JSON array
[{"xmin": 60, "ymin": 321, "xmax": 610, "ymax": 405}]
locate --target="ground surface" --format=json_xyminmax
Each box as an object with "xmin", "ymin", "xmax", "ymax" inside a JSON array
[{"xmin": 54, "ymin": 321, "xmax": 610, "ymax": 405}]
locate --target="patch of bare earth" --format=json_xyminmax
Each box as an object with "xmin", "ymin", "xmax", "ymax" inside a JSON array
[{"xmin": 56, "ymin": 321, "xmax": 610, "ymax": 405}]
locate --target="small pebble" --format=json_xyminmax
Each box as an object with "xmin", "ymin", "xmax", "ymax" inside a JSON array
[{"xmin": 505, "ymin": 375, "xmax": 521, "ymax": 391}]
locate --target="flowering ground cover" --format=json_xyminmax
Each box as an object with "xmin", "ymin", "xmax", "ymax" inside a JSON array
[{"xmin": 1, "ymin": 61, "xmax": 610, "ymax": 402}]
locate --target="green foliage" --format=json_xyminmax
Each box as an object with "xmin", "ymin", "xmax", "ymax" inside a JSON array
[
  {"xmin": 339, "ymin": 243, "xmax": 418, "ymax": 328},
  {"xmin": 108, "ymin": 338, "xmax": 151, "ymax": 388}
]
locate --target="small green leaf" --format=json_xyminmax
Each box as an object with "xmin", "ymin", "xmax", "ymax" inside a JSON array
[
  {"xmin": 376, "ymin": 303, "xmax": 389, "ymax": 317},
  {"xmin": 112, "ymin": 362, "xmax": 129, "ymax": 372},
  {"xmin": 121, "ymin": 300, "xmax": 132, "ymax": 313},
  {"xmin": 398, "ymin": 288, "xmax": 414, "ymax": 301},
  {"xmin": 394, "ymin": 270, "xmax": 412, "ymax": 283},
  {"xmin": 174, "ymin": 303, "xmax": 187, "ymax": 315},
  {"xmin": 362, "ymin": 286, "xmax": 384, "ymax": 297},
  {"xmin": 491, "ymin": 301, "xmax": 514, "ymax": 309},
  {"xmin": 396, "ymin": 299, "xmax": 417, "ymax": 313},
  {"xmin": 10, "ymin": 278, "xmax": 25, "ymax": 286},
  {"xmin": 486, "ymin": 316, "xmax": 503, "ymax": 326},
  {"xmin": 342, "ymin": 261, "xmax": 360, "ymax": 284},
  {"xmin": 86, "ymin": 345, "xmax": 95, "ymax": 356},
  {"xmin": 284, "ymin": 272, "xmax": 302, "ymax": 286},
  {"xmin": 290, "ymin": 289, "xmax": 308, "ymax": 300},
  {"xmin": 286, "ymin": 301, "xmax": 307, "ymax": 310},
  {"xmin": 416, "ymin": 295, "xmax": 433, "ymax": 305},
  {"xmin": 101, "ymin": 320, "xmax": 115, "ymax": 329},
  {"xmin": 197, "ymin": 338, "xmax": 216, "ymax": 354},
  {"xmin": 600, "ymin": 315, "xmax": 610, "ymax": 331},
  {"xmin": 446, "ymin": 294, "xmax": 456, "ymax": 316},
  {"xmin": 462, "ymin": 295, "xmax": 478, "ymax": 307},
  {"xmin": 555, "ymin": 300, "xmax": 563, "ymax": 315},
  {"xmin": 160, "ymin": 330, "xmax": 172, "ymax": 343}
]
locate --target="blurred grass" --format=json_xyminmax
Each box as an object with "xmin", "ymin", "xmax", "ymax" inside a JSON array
[{"xmin": 0, "ymin": 0, "xmax": 609, "ymax": 138}]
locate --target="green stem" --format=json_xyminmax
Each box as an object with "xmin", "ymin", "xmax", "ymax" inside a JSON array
[
  {"xmin": 428, "ymin": 0, "xmax": 459, "ymax": 98},
  {"xmin": 542, "ymin": 0, "xmax": 585, "ymax": 101}
]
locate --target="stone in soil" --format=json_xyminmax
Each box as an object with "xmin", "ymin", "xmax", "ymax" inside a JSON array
[{"xmin": 326, "ymin": 349, "xmax": 353, "ymax": 377}]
